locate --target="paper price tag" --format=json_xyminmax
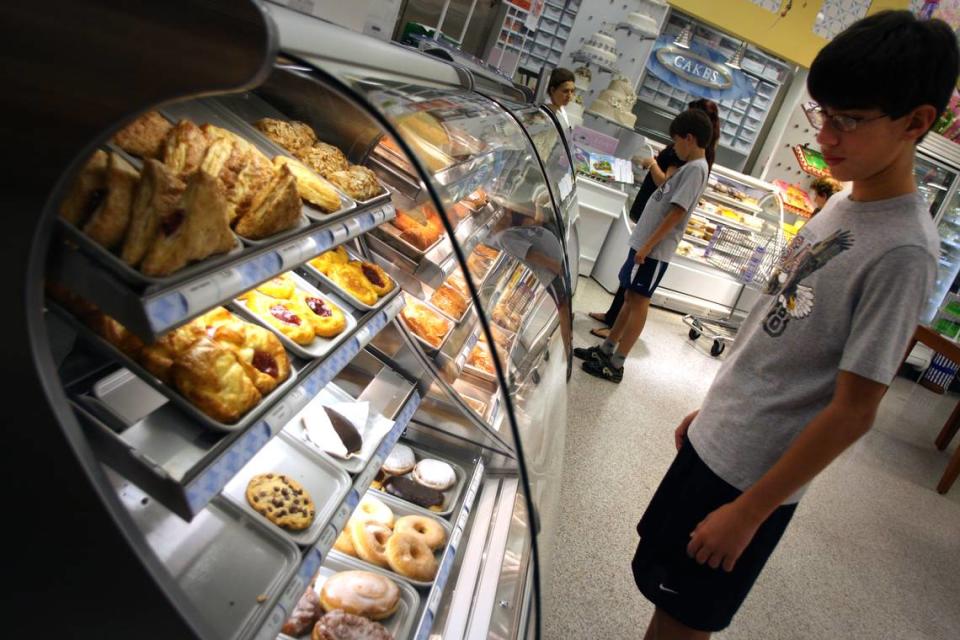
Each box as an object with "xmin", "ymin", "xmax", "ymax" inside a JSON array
[
  {"xmin": 180, "ymin": 278, "xmax": 219, "ymax": 315},
  {"xmin": 330, "ymin": 224, "xmax": 349, "ymax": 246},
  {"xmin": 380, "ymin": 203, "xmax": 396, "ymax": 221},
  {"xmin": 317, "ymin": 525, "xmax": 337, "ymax": 554},
  {"xmin": 265, "ymin": 400, "xmax": 293, "ymax": 433}
]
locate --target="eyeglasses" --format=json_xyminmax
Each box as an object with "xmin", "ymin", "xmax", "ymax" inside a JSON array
[{"xmin": 803, "ymin": 103, "xmax": 889, "ymax": 133}]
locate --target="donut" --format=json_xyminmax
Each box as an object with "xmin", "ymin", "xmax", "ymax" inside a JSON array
[
  {"xmin": 318, "ymin": 571, "xmax": 400, "ymax": 621},
  {"xmin": 349, "ymin": 518, "xmax": 391, "ymax": 569},
  {"xmin": 385, "ymin": 531, "xmax": 438, "ymax": 581},
  {"xmin": 333, "ymin": 528, "xmax": 356, "ymax": 556},
  {"xmin": 312, "ymin": 610, "xmax": 393, "ymax": 640},
  {"xmin": 381, "ymin": 443, "xmax": 415, "ymax": 476},
  {"xmin": 412, "ymin": 458, "xmax": 456, "ymax": 491},
  {"xmin": 355, "ymin": 495, "xmax": 394, "ymax": 528},
  {"xmin": 394, "ymin": 515, "xmax": 447, "ymax": 550}
]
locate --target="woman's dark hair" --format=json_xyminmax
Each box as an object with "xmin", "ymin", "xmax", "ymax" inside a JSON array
[
  {"xmin": 808, "ymin": 10, "xmax": 959, "ymax": 142},
  {"xmin": 669, "ymin": 109, "xmax": 714, "ymax": 152},
  {"xmin": 548, "ymin": 67, "xmax": 575, "ymax": 92},
  {"xmin": 688, "ymin": 98, "xmax": 720, "ymax": 168}
]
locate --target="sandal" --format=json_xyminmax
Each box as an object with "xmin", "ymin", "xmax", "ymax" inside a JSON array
[
  {"xmin": 590, "ymin": 327, "xmax": 610, "ymax": 339},
  {"xmin": 588, "ymin": 312, "xmax": 607, "ymax": 323}
]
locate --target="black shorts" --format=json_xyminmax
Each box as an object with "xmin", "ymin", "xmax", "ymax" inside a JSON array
[
  {"xmin": 618, "ymin": 250, "xmax": 667, "ymax": 297},
  {"xmin": 632, "ymin": 439, "xmax": 797, "ymax": 632}
]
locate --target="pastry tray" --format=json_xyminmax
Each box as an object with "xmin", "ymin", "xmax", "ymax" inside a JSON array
[
  {"xmin": 208, "ymin": 93, "xmax": 391, "ymax": 209},
  {"xmin": 398, "ymin": 298, "xmax": 455, "ymax": 357},
  {"xmin": 368, "ymin": 214, "xmax": 448, "ymax": 262},
  {"xmin": 373, "ymin": 441, "xmax": 466, "ymax": 518},
  {"xmin": 232, "ymin": 211, "xmax": 312, "ymax": 247},
  {"xmin": 419, "ymin": 280, "xmax": 474, "ymax": 325},
  {"xmin": 299, "ymin": 247, "xmax": 400, "ymax": 313},
  {"xmin": 330, "ymin": 490, "xmax": 454, "ymax": 589},
  {"xmin": 221, "ymin": 434, "xmax": 351, "ymax": 547},
  {"xmin": 56, "ymin": 216, "xmax": 245, "ymax": 288},
  {"xmin": 278, "ymin": 553, "xmax": 421, "ymax": 640},
  {"xmin": 282, "ymin": 382, "xmax": 395, "ymax": 475},
  {"xmin": 51, "ymin": 301, "xmax": 298, "ymax": 432},
  {"xmin": 160, "ymin": 99, "xmax": 360, "ymax": 223},
  {"xmin": 230, "ymin": 271, "xmax": 358, "ymax": 360},
  {"xmin": 111, "ymin": 471, "xmax": 300, "ymax": 640}
]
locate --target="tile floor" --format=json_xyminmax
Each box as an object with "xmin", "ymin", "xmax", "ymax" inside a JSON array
[{"xmin": 541, "ymin": 278, "xmax": 960, "ymax": 640}]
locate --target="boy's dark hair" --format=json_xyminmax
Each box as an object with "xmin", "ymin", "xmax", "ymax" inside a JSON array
[
  {"xmin": 810, "ymin": 176, "xmax": 842, "ymax": 198},
  {"xmin": 548, "ymin": 67, "xmax": 575, "ymax": 92},
  {"xmin": 808, "ymin": 10, "xmax": 959, "ymax": 140},
  {"xmin": 669, "ymin": 109, "xmax": 713, "ymax": 149}
]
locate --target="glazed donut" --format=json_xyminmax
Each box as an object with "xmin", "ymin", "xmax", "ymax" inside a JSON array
[
  {"xmin": 394, "ymin": 515, "xmax": 447, "ymax": 551},
  {"xmin": 318, "ymin": 571, "xmax": 400, "ymax": 621},
  {"xmin": 355, "ymin": 495, "xmax": 394, "ymax": 528},
  {"xmin": 333, "ymin": 527, "xmax": 356, "ymax": 557},
  {"xmin": 412, "ymin": 458, "xmax": 457, "ymax": 491},
  {"xmin": 386, "ymin": 532, "xmax": 438, "ymax": 581},
  {"xmin": 349, "ymin": 518, "xmax": 391, "ymax": 569}
]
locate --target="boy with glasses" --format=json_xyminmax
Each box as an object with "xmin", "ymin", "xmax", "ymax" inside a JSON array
[{"xmin": 631, "ymin": 11, "xmax": 957, "ymax": 639}]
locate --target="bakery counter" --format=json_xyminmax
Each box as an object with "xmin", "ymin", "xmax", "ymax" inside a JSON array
[{"xmin": 60, "ymin": 288, "xmax": 408, "ymax": 520}]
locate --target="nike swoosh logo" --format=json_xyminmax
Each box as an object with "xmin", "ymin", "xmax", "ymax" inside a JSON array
[{"xmin": 659, "ymin": 583, "xmax": 679, "ymax": 595}]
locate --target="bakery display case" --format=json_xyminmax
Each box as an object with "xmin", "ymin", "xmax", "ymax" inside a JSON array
[{"xmin": 13, "ymin": 1, "xmax": 572, "ymax": 639}]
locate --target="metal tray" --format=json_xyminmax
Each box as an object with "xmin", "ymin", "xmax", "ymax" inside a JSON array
[
  {"xmin": 299, "ymin": 248, "xmax": 400, "ymax": 312},
  {"xmin": 278, "ymin": 553, "xmax": 421, "ymax": 640},
  {"xmin": 221, "ymin": 434, "xmax": 351, "ymax": 547},
  {"xmin": 332, "ymin": 490, "xmax": 454, "ymax": 589},
  {"xmin": 373, "ymin": 442, "xmax": 466, "ymax": 519},
  {"xmin": 231, "ymin": 271, "xmax": 358, "ymax": 360},
  {"xmin": 420, "ymin": 280, "xmax": 473, "ymax": 324},
  {"xmin": 283, "ymin": 383, "xmax": 396, "ymax": 475},
  {"xmin": 233, "ymin": 211, "xmax": 312, "ymax": 247},
  {"xmin": 207, "ymin": 94, "xmax": 391, "ymax": 209},
  {"xmin": 52, "ymin": 302, "xmax": 298, "ymax": 432},
  {"xmin": 92, "ymin": 367, "xmax": 167, "ymax": 424},
  {"xmin": 161, "ymin": 99, "xmax": 359, "ymax": 224},
  {"xmin": 57, "ymin": 217, "xmax": 245, "ymax": 288},
  {"xmin": 368, "ymin": 219, "xmax": 448, "ymax": 262},
  {"xmin": 111, "ymin": 471, "xmax": 300, "ymax": 640},
  {"xmin": 398, "ymin": 297, "xmax": 454, "ymax": 357}
]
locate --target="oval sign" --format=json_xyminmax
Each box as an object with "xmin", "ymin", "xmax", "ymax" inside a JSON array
[{"xmin": 655, "ymin": 45, "xmax": 734, "ymax": 90}]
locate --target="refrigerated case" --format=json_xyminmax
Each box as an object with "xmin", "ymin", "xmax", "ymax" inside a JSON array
[{"xmin": 12, "ymin": 2, "xmax": 574, "ymax": 639}]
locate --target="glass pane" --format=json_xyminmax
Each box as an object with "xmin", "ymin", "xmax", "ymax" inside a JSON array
[
  {"xmin": 915, "ymin": 156, "xmax": 956, "ymax": 217},
  {"xmin": 924, "ymin": 186, "xmax": 960, "ymax": 323}
]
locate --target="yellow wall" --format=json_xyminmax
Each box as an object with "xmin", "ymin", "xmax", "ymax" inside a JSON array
[{"xmin": 667, "ymin": 0, "xmax": 911, "ymax": 68}]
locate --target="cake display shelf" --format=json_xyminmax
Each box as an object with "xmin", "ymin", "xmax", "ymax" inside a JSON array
[
  {"xmin": 570, "ymin": 51, "xmax": 617, "ymax": 74},
  {"xmin": 614, "ymin": 23, "xmax": 659, "ymax": 39}
]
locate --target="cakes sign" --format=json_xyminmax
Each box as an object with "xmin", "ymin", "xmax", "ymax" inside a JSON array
[{"xmin": 646, "ymin": 36, "xmax": 755, "ymax": 102}]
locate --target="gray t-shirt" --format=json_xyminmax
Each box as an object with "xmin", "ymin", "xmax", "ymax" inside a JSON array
[
  {"xmin": 688, "ymin": 191, "xmax": 939, "ymax": 504},
  {"xmin": 629, "ymin": 157, "xmax": 709, "ymax": 261}
]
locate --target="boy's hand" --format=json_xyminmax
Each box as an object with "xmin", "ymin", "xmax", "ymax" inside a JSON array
[
  {"xmin": 634, "ymin": 248, "xmax": 649, "ymax": 264},
  {"xmin": 675, "ymin": 410, "xmax": 699, "ymax": 450},
  {"xmin": 687, "ymin": 501, "xmax": 762, "ymax": 572}
]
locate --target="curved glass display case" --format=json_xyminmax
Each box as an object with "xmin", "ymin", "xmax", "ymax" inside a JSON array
[{"xmin": 17, "ymin": 2, "xmax": 574, "ymax": 639}]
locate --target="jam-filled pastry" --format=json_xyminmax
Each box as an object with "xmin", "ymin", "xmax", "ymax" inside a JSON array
[
  {"xmin": 59, "ymin": 150, "xmax": 109, "ymax": 226},
  {"xmin": 467, "ymin": 341, "xmax": 495, "ymax": 375},
  {"xmin": 308, "ymin": 245, "xmax": 349, "ymax": 275},
  {"xmin": 82, "ymin": 152, "xmax": 140, "ymax": 250},
  {"xmin": 273, "ymin": 155, "xmax": 340, "ymax": 212},
  {"xmin": 200, "ymin": 307, "xmax": 291, "ymax": 395},
  {"xmin": 400, "ymin": 299, "xmax": 450, "ymax": 348},
  {"xmin": 121, "ymin": 159, "xmax": 186, "ymax": 267},
  {"xmin": 295, "ymin": 290, "xmax": 346, "ymax": 338},
  {"xmin": 234, "ymin": 163, "xmax": 301, "ymax": 240},
  {"xmin": 171, "ymin": 336, "xmax": 261, "ymax": 423},
  {"xmin": 255, "ymin": 118, "xmax": 317, "ymax": 152},
  {"xmin": 112, "ymin": 110, "xmax": 173, "ymax": 159},
  {"xmin": 295, "ymin": 141, "xmax": 349, "ymax": 178},
  {"xmin": 256, "ymin": 272, "xmax": 296, "ymax": 299},
  {"xmin": 139, "ymin": 317, "xmax": 209, "ymax": 384},
  {"xmin": 355, "ymin": 261, "xmax": 393, "ymax": 297},
  {"xmin": 139, "ymin": 171, "xmax": 236, "ymax": 277},
  {"xmin": 161, "ymin": 119, "xmax": 210, "ymax": 178},
  {"xmin": 430, "ymin": 284, "xmax": 467, "ymax": 320},
  {"xmin": 328, "ymin": 263, "xmax": 378, "ymax": 307},
  {"xmin": 244, "ymin": 290, "xmax": 315, "ymax": 345},
  {"xmin": 325, "ymin": 165, "xmax": 383, "ymax": 201}
]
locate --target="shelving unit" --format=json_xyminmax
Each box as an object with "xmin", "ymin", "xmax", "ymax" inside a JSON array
[{"xmin": 487, "ymin": 0, "xmax": 582, "ymax": 78}]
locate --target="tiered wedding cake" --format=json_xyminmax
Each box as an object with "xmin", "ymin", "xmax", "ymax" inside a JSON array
[
  {"xmin": 586, "ymin": 73, "xmax": 638, "ymax": 127},
  {"xmin": 626, "ymin": 10, "xmax": 658, "ymax": 36},
  {"xmin": 578, "ymin": 30, "xmax": 618, "ymax": 68}
]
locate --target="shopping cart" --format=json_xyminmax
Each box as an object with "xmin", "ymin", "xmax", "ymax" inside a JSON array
[{"xmin": 683, "ymin": 193, "xmax": 786, "ymax": 356}]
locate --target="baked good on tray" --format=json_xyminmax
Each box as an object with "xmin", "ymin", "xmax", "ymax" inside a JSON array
[
  {"xmin": 308, "ymin": 245, "xmax": 349, "ymax": 275},
  {"xmin": 120, "ymin": 159, "xmax": 186, "ymax": 267},
  {"xmin": 296, "ymin": 289, "xmax": 347, "ymax": 338},
  {"xmin": 319, "ymin": 571, "xmax": 400, "ymax": 621},
  {"xmin": 202, "ymin": 307, "xmax": 291, "ymax": 395},
  {"xmin": 274, "ymin": 156, "xmax": 341, "ymax": 212},
  {"xmin": 385, "ymin": 532, "xmax": 437, "ymax": 581},
  {"xmin": 400, "ymin": 299, "xmax": 450, "ymax": 348},
  {"xmin": 382, "ymin": 475, "xmax": 444, "ymax": 510},
  {"xmin": 282, "ymin": 584, "xmax": 322, "ymax": 637},
  {"xmin": 162, "ymin": 119, "xmax": 210, "ymax": 178},
  {"xmin": 326, "ymin": 165, "xmax": 382, "ymax": 201},
  {"xmin": 245, "ymin": 472, "xmax": 316, "ymax": 530},
  {"xmin": 234, "ymin": 163, "xmax": 301, "ymax": 239},
  {"xmin": 413, "ymin": 459, "xmax": 456, "ymax": 491},
  {"xmin": 328, "ymin": 262, "xmax": 378, "ymax": 307},
  {"xmin": 81, "ymin": 152, "xmax": 140, "ymax": 250},
  {"xmin": 171, "ymin": 335, "xmax": 262, "ymax": 423},
  {"xmin": 296, "ymin": 141, "xmax": 349, "ymax": 178},
  {"xmin": 356, "ymin": 261, "xmax": 393, "ymax": 297},
  {"xmin": 467, "ymin": 340, "xmax": 495, "ymax": 375},
  {"xmin": 255, "ymin": 117, "xmax": 317, "ymax": 152},
  {"xmin": 245, "ymin": 290, "xmax": 315, "ymax": 345},
  {"xmin": 392, "ymin": 205, "xmax": 444, "ymax": 250},
  {"xmin": 394, "ymin": 515, "xmax": 446, "ymax": 550},
  {"xmin": 139, "ymin": 170, "xmax": 237, "ymax": 277},
  {"xmin": 430, "ymin": 284, "xmax": 467, "ymax": 320},
  {"xmin": 240, "ymin": 274, "xmax": 348, "ymax": 344},
  {"xmin": 112, "ymin": 110, "xmax": 174, "ymax": 159},
  {"xmin": 59, "ymin": 149, "xmax": 109, "ymax": 226},
  {"xmin": 312, "ymin": 610, "xmax": 394, "ymax": 640}
]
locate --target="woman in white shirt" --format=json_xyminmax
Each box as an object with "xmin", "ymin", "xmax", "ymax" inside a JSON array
[{"xmin": 545, "ymin": 67, "xmax": 576, "ymax": 133}]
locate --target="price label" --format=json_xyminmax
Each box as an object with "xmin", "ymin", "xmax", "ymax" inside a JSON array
[
  {"xmin": 277, "ymin": 235, "xmax": 319, "ymax": 270},
  {"xmin": 380, "ymin": 203, "xmax": 396, "ymax": 221},
  {"xmin": 281, "ymin": 574, "xmax": 306, "ymax": 609},
  {"xmin": 332, "ymin": 501, "xmax": 352, "ymax": 530},
  {"xmin": 317, "ymin": 525, "xmax": 337, "ymax": 554},
  {"xmin": 330, "ymin": 224, "xmax": 349, "ymax": 246},
  {"xmin": 265, "ymin": 400, "xmax": 293, "ymax": 433},
  {"xmin": 450, "ymin": 525, "xmax": 463, "ymax": 549},
  {"xmin": 179, "ymin": 278, "xmax": 219, "ymax": 315},
  {"xmin": 353, "ymin": 323, "xmax": 374, "ymax": 348},
  {"xmin": 356, "ymin": 461, "xmax": 380, "ymax": 491}
]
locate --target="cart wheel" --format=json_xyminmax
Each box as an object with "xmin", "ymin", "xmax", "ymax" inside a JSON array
[
  {"xmin": 688, "ymin": 328, "xmax": 701, "ymax": 340},
  {"xmin": 710, "ymin": 340, "xmax": 726, "ymax": 357}
]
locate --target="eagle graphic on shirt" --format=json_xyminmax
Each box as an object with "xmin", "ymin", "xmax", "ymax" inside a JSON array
[{"xmin": 762, "ymin": 229, "xmax": 854, "ymax": 337}]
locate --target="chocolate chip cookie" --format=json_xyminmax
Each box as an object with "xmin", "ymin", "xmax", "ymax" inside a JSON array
[{"xmin": 245, "ymin": 473, "xmax": 316, "ymax": 531}]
